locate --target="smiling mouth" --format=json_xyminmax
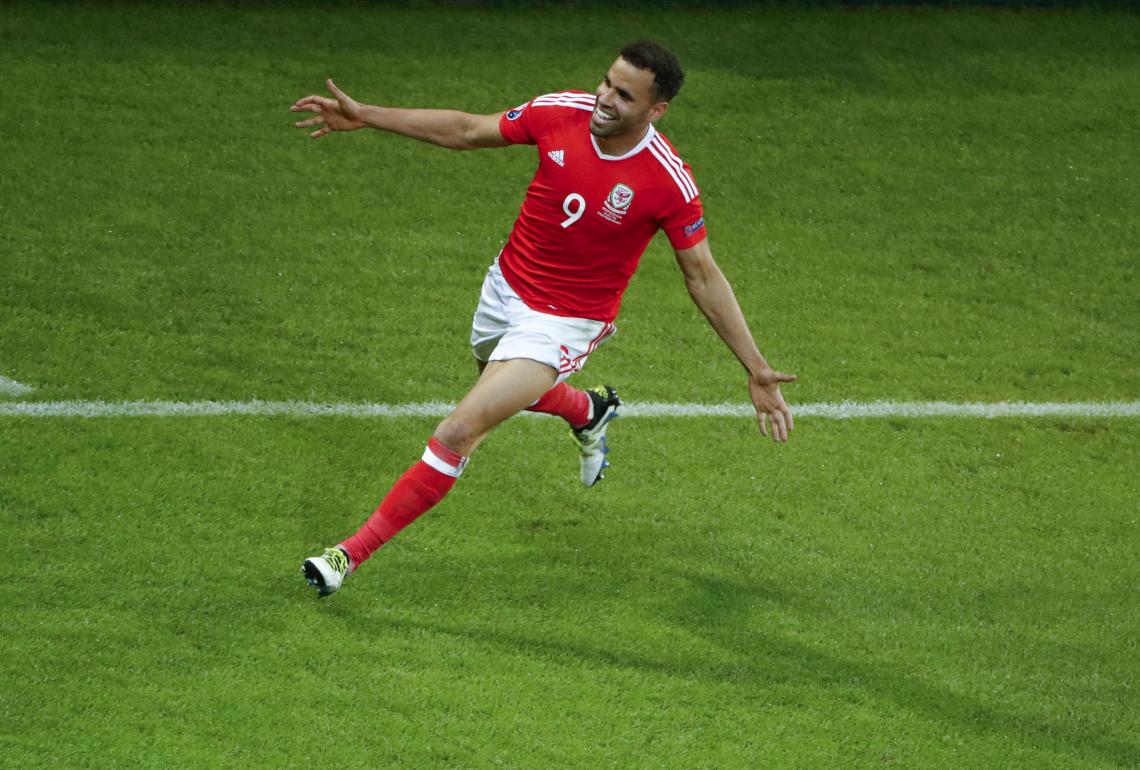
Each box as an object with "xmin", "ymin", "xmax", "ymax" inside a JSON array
[{"xmin": 592, "ymin": 105, "xmax": 618, "ymax": 127}]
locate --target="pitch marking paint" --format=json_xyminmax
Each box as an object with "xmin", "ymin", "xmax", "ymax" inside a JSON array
[
  {"xmin": 0, "ymin": 376, "xmax": 34, "ymax": 397},
  {"xmin": 1, "ymin": 400, "xmax": 1138, "ymax": 419}
]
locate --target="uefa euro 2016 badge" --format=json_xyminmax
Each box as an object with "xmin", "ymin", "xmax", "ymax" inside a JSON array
[{"xmin": 599, "ymin": 183, "xmax": 634, "ymax": 224}]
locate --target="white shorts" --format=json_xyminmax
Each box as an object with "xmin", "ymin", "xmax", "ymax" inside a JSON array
[{"xmin": 470, "ymin": 261, "xmax": 616, "ymax": 384}]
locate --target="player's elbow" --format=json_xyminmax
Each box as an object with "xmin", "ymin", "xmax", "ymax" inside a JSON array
[
  {"xmin": 683, "ymin": 271, "xmax": 711, "ymax": 304},
  {"xmin": 679, "ymin": 257, "xmax": 713, "ymax": 297},
  {"xmin": 423, "ymin": 113, "xmax": 484, "ymax": 151},
  {"xmin": 457, "ymin": 113, "xmax": 506, "ymax": 150},
  {"xmin": 682, "ymin": 258, "xmax": 730, "ymax": 310},
  {"xmin": 425, "ymin": 127, "xmax": 475, "ymax": 151},
  {"xmin": 453, "ymin": 135, "xmax": 481, "ymax": 151}
]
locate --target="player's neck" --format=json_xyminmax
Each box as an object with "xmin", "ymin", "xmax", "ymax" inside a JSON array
[{"xmin": 594, "ymin": 123, "xmax": 652, "ymax": 158}]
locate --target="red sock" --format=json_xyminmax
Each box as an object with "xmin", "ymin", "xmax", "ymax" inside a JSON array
[
  {"xmin": 340, "ymin": 438, "xmax": 468, "ymax": 566},
  {"xmin": 525, "ymin": 382, "xmax": 591, "ymax": 427}
]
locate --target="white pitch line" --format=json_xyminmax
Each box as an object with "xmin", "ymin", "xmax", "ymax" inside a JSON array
[
  {"xmin": 0, "ymin": 400, "xmax": 457, "ymax": 418},
  {"xmin": 0, "ymin": 376, "xmax": 34, "ymax": 397},
  {"xmin": 634, "ymin": 401, "xmax": 1140, "ymax": 419},
  {"xmin": 0, "ymin": 400, "xmax": 1138, "ymax": 419}
]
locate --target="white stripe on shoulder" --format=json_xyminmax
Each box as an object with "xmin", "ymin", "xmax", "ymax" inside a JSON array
[
  {"xmin": 532, "ymin": 92, "xmax": 596, "ymax": 111},
  {"xmin": 647, "ymin": 136, "xmax": 698, "ymax": 201},
  {"xmin": 533, "ymin": 91, "xmax": 596, "ymax": 103},
  {"xmin": 531, "ymin": 99, "xmax": 594, "ymax": 112},
  {"xmin": 649, "ymin": 136, "xmax": 698, "ymax": 196}
]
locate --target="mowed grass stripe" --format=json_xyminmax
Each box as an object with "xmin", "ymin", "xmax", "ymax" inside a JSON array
[{"xmin": 1, "ymin": 399, "xmax": 1138, "ymax": 418}]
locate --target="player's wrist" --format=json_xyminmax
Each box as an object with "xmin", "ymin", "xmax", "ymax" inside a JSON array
[
  {"xmin": 356, "ymin": 104, "xmax": 386, "ymax": 130},
  {"xmin": 743, "ymin": 355, "xmax": 771, "ymax": 380}
]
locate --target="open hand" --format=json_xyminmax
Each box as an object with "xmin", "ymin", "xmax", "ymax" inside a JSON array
[
  {"xmin": 748, "ymin": 367, "xmax": 796, "ymax": 442},
  {"xmin": 291, "ymin": 79, "xmax": 365, "ymax": 138}
]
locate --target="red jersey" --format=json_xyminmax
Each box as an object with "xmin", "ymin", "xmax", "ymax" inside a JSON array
[{"xmin": 497, "ymin": 91, "xmax": 707, "ymax": 323}]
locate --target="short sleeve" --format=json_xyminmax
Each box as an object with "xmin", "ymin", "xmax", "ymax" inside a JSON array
[
  {"xmin": 498, "ymin": 100, "xmax": 537, "ymax": 145},
  {"xmin": 660, "ymin": 194, "xmax": 707, "ymax": 250}
]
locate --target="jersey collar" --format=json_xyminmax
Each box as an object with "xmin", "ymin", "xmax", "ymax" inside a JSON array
[{"xmin": 590, "ymin": 124, "xmax": 658, "ymax": 161}]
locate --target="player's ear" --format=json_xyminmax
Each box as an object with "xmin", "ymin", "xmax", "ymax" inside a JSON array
[{"xmin": 649, "ymin": 101, "xmax": 669, "ymax": 123}]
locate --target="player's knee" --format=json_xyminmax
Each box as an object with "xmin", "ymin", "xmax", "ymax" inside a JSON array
[{"xmin": 433, "ymin": 416, "xmax": 480, "ymax": 456}]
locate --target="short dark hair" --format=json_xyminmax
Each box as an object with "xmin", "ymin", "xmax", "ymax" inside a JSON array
[{"xmin": 619, "ymin": 40, "xmax": 684, "ymax": 103}]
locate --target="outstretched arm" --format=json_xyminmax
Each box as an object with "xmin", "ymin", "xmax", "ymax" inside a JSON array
[
  {"xmin": 291, "ymin": 79, "xmax": 510, "ymax": 150},
  {"xmin": 675, "ymin": 238, "xmax": 796, "ymax": 442}
]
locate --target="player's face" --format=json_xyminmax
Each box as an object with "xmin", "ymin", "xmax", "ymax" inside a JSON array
[{"xmin": 591, "ymin": 57, "xmax": 668, "ymax": 141}]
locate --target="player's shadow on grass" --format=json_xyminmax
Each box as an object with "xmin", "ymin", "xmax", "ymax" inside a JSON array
[
  {"xmin": 350, "ymin": 568, "xmax": 1135, "ymax": 769},
  {"xmin": 663, "ymin": 568, "xmax": 1136, "ymax": 767}
]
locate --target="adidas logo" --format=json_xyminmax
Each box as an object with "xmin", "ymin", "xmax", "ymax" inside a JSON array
[{"xmin": 547, "ymin": 149, "xmax": 565, "ymax": 167}]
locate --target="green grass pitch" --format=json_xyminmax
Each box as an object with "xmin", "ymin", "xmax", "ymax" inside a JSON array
[{"xmin": 1, "ymin": 3, "xmax": 1138, "ymax": 768}]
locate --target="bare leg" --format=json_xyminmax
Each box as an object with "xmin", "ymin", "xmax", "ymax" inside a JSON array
[
  {"xmin": 434, "ymin": 358, "xmax": 557, "ymax": 456},
  {"xmin": 330, "ymin": 357, "xmax": 557, "ymax": 575}
]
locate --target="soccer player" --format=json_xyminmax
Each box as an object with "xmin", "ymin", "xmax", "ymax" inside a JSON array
[{"xmin": 293, "ymin": 40, "xmax": 795, "ymax": 597}]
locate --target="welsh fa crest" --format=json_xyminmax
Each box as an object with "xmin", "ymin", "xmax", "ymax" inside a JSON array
[
  {"xmin": 599, "ymin": 183, "xmax": 635, "ymax": 224},
  {"xmin": 607, "ymin": 183, "xmax": 635, "ymax": 211}
]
